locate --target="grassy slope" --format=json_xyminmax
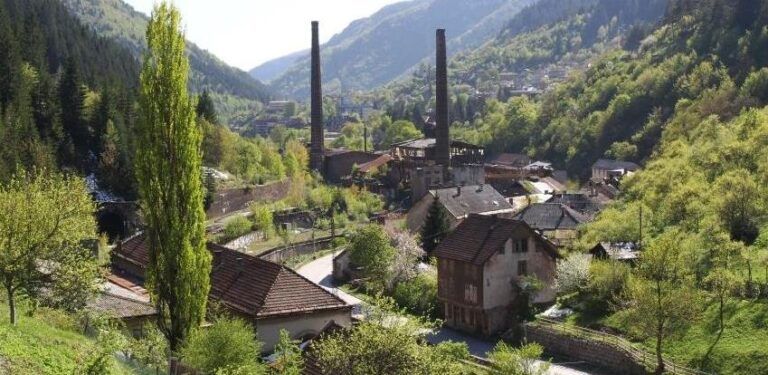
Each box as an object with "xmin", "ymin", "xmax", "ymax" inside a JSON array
[
  {"xmin": 0, "ymin": 303, "xmax": 134, "ymax": 374},
  {"xmin": 604, "ymin": 300, "xmax": 768, "ymax": 375}
]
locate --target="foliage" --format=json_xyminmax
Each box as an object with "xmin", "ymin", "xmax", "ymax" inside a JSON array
[
  {"xmin": 555, "ymin": 253, "xmax": 591, "ymax": 295},
  {"xmin": 381, "ymin": 120, "xmax": 422, "ymax": 147},
  {"xmin": 271, "ymin": 329, "xmax": 303, "ymax": 375},
  {"xmin": 0, "ymin": 170, "xmax": 100, "ymax": 324},
  {"xmin": 313, "ymin": 296, "xmax": 471, "ymax": 375},
  {"xmin": 421, "ymin": 197, "xmax": 450, "ymax": 254},
  {"xmin": 222, "ymin": 215, "xmax": 254, "ymax": 243},
  {"xmin": 392, "ymin": 272, "xmax": 438, "ymax": 318},
  {"xmin": 625, "ymin": 232, "xmax": 703, "ymax": 374},
  {"xmin": 386, "ymin": 228, "xmax": 426, "ymax": 291},
  {"xmin": 250, "ymin": 204, "xmax": 275, "ymax": 240},
  {"xmin": 135, "ymin": 2, "xmax": 211, "ymax": 352},
  {"xmin": 348, "ymin": 225, "xmax": 396, "ymax": 289},
  {"xmin": 180, "ymin": 316, "xmax": 266, "ymax": 374},
  {"xmin": 487, "ymin": 342, "xmax": 549, "ymax": 375}
]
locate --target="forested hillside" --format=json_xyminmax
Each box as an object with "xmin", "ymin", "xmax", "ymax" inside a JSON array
[
  {"xmin": 0, "ymin": 0, "xmax": 139, "ymax": 196},
  {"xmin": 369, "ymin": 0, "xmax": 666, "ymax": 141},
  {"xmin": 265, "ymin": 0, "xmax": 535, "ymax": 98},
  {"xmin": 61, "ymin": 0, "xmax": 272, "ymax": 124}
]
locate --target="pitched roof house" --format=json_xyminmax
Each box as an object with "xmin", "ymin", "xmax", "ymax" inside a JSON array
[
  {"xmin": 591, "ymin": 159, "xmax": 640, "ymax": 181},
  {"xmin": 433, "ymin": 215, "xmax": 559, "ymax": 336},
  {"xmin": 406, "ymin": 184, "xmax": 515, "ymax": 232},
  {"xmin": 514, "ymin": 203, "xmax": 589, "ymax": 246},
  {"xmin": 112, "ymin": 233, "xmax": 352, "ymax": 352}
]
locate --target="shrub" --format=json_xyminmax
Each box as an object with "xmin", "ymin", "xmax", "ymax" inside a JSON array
[
  {"xmin": 392, "ymin": 272, "xmax": 438, "ymax": 317},
  {"xmin": 180, "ymin": 316, "xmax": 265, "ymax": 374},
  {"xmin": 222, "ymin": 215, "xmax": 253, "ymax": 242}
]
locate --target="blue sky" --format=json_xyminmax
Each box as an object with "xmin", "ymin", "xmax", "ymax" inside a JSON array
[{"xmin": 124, "ymin": 0, "xmax": 405, "ymax": 70}]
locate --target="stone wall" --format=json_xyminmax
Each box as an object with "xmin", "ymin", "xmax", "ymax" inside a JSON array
[
  {"xmin": 259, "ymin": 235, "xmax": 340, "ymax": 263},
  {"xmin": 206, "ymin": 180, "xmax": 291, "ymax": 220},
  {"xmin": 525, "ymin": 324, "xmax": 649, "ymax": 375}
]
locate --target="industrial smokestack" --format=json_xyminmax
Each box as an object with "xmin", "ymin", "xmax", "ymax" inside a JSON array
[
  {"xmin": 310, "ymin": 21, "xmax": 324, "ymax": 172},
  {"xmin": 435, "ymin": 29, "xmax": 450, "ymax": 167}
]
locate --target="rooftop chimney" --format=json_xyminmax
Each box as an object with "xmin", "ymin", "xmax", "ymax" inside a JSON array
[
  {"xmin": 435, "ymin": 29, "xmax": 450, "ymax": 168},
  {"xmin": 310, "ymin": 21, "xmax": 324, "ymax": 172}
]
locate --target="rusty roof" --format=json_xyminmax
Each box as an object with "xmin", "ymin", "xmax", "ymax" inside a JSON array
[
  {"xmin": 115, "ymin": 234, "xmax": 350, "ymax": 318},
  {"xmin": 433, "ymin": 215, "xmax": 559, "ymax": 265}
]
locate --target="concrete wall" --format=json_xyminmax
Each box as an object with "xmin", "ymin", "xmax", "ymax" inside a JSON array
[
  {"xmin": 257, "ymin": 308, "xmax": 352, "ymax": 353},
  {"xmin": 206, "ymin": 180, "xmax": 291, "ymax": 219},
  {"xmin": 525, "ymin": 324, "xmax": 648, "ymax": 375}
]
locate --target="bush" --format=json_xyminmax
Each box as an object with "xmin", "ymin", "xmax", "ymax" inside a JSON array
[
  {"xmin": 581, "ymin": 260, "xmax": 630, "ymax": 316},
  {"xmin": 392, "ymin": 272, "xmax": 438, "ymax": 317},
  {"xmin": 180, "ymin": 316, "xmax": 266, "ymax": 374},
  {"xmin": 222, "ymin": 215, "xmax": 253, "ymax": 242}
]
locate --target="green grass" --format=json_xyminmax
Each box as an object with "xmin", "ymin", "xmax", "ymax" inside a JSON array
[
  {"xmin": 0, "ymin": 302, "xmax": 138, "ymax": 374},
  {"xmin": 603, "ymin": 299, "xmax": 768, "ymax": 375}
]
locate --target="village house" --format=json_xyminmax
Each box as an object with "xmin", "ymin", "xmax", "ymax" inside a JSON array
[
  {"xmin": 112, "ymin": 233, "xmax": 352, "ymax": 353},
  {"xmin": 590, "ymin": 242, "xmax": 640, "ymax": 263},
  {"xmin": 86, "ymin": 274, "xmax": 157, "ymax": 338},
  {"xmin": 545, "ymin": 192, "xmax": 603, "ymax": 217},
  {"xmin": 591, "ymin": 159, "xmax": 640, "ymax": 181},
  {"xmin": 433, "ymin": 215, "xmax": 559, "ymax": 336},
  {"xmin": 406, "ymin": 184, "xmax": 514, "ymax": 232},
  {"xmin": 514, "ymin": 203, "xmax": 589, "ymax": 247}
]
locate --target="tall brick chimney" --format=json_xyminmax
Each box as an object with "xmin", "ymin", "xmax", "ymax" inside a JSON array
[
  {"xmin": 310, "ymin": 21, "xmax": 324, "ymax": 172},
  {"xmin": 435, "ymin": 29, "xmax": 450, "ymax": 168}
]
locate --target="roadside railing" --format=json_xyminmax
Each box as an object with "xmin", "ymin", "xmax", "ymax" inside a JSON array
[{"xmin": 532, "ymin": 318, "xmax": 711, "ymax": 375}]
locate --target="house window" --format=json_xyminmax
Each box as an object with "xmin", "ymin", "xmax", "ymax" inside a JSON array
[
  {"xmin": 517, "ymin": 260, "xmax": 528, "ymax": 276},
  {"xmin": 445, "ymin": 303, "xmax": 451, "ymax": 318},
  {"xmin": 514, "ymin": 239, "xmax": 528, "ymax": 253}
]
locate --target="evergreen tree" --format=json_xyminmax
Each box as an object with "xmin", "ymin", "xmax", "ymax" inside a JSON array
[
  {"xmin": 420, "ymin": 196, "xmax": 450, "ymax": 254},
  {"xmin": 196, "ymin": 89, "xmax": 218, "ymax": 124},
  {"xmin": 58, "ymin": 57, "xmax": 87, "ymax": 165},
  {"xmin": 135, "ymin": 1, "xmax": 211, "ymax": 362}
]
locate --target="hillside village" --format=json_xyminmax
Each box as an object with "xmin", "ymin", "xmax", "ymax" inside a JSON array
[{"xmin": 2, "ymin": 0, "xmax": 768, "ymax": 374}]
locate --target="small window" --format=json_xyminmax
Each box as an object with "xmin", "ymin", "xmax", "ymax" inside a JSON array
[
  {"xmin": 517, "ymin": 260, "xmax": 528, "ymax": 276},
  {"xmin": 514, "ymin": 239, "xmax": 529, "ymax": 253}
]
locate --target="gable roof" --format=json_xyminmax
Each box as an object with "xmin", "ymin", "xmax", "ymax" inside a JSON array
[
  {"xmin": 546, "ymin": 193, "xmax": 603, "ymax": 216},
  {"xmin": 433, "ymin": 215, "xmax": 559, "ymax": 265},
  {"xmin": 592, "ymin": 159, "xmax": 640, "ymax": 171},
  {"xmin": 87, "ymin": 278, "xmax": 157, "ymax": 320},
  {"xmin": 114, "ymin": 234, "xmax": 349, "ymax": 318},
  {"xmin": 430, "ymin": 185, "xmax": 514, "ymax": 220},
  {"xmin": 514, "ymin": 203, "xmax": 589, "ymax": 231}
]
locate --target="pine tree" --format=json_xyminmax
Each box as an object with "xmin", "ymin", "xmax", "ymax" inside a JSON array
[
  {"xmin": 195, "ymin": 89, "xmax": 218, "ymax": 124},
  {"xmin": 420, "ymin": 196, "xmax": 450, "ymax": 254},
  {"xmin": 58, "ymin": 57, "xmax": 87, "ymax": 165},
  {"xmin": 135, "ymin": 1, "xmax": 211, "ymax": 362}
]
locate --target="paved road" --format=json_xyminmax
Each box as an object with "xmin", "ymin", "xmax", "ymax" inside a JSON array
[
  {"xmin": 296, "ymin": 252, "xmax": 363, "ymax": 309},
  {"xmin": 295, "ymin": 254, "xmax": 603, "ymax": 375}
]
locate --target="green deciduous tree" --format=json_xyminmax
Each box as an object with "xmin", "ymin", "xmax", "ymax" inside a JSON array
[
  {"xmin": 135, "ymin": 1, "xmax": 211, "ymax": 357},
  {"xmin": 627, "ymin": 232, "xmax": 702, "ymax": 374},
  {"xmin": 0, "ymin": 170, "xmax": 100, "ymax": 325},
  {"xmin": 349, "ymin": 225, "xmax": 396, "ymax": 289},
  {"xmin": 421, "ymin": 197, "xmax": 450, "ymax": 254}
]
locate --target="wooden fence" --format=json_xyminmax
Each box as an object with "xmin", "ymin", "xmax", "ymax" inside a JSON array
[{"xmin": 532, "ymin": 318, "xmax": 711, "ymax": 375}]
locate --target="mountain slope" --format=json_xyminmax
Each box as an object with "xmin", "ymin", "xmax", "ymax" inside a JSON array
[
  {"xmin": 263, "ymin": 0, "xmax": 535, "ymax": 99},
  {"xmin": 60, "ymin": 0, "xmax": 272, "ymax": 123},
  {"xmin": 249, "ymin": 49, "xmax": 306, "ymax": 83}
]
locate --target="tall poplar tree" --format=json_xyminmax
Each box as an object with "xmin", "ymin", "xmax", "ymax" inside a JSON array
[{"xmin": 135, "ymin": 2, "xmax": 211, "ymax": 358}]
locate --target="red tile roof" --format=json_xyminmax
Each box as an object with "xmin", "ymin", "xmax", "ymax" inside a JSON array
[
  {"xmin": 433, "ymin": 215, "xmax": 559, "ymax": 265},
  {"xmin": 115, "ymin": 233, "xmax": 349, "ymax": 318}
]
